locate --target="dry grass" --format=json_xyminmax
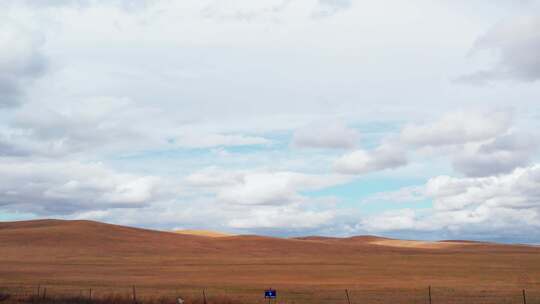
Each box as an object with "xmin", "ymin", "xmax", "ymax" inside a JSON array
[
  {"xmin": 368, "ymin": 239, "xmax": 469, "ymax": 249},
  {"xmin": 172, "ymin": 230, "xmax": 234, "ymax": 238},
  {"xmin": 1, "ymin": 292, "xmax": 245, "ymax": 304},
  {"xmin": 1, "ymin": 220, "xmax": 540, "ymax": 304}
]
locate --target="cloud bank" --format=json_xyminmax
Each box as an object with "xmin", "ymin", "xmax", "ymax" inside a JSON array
[
  {"xmin": 0, "ymin": 0, "xmax": 539, "ymax": 242},
  {"xmin": 460, "ymin": 14, "xmax": 540, "ymax": 83},
  {"xmin": 0, "ymin": 23, "xmax": 46, "ymax": 108}
]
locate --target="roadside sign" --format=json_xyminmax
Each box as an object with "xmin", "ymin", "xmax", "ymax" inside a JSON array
[{"xmin": 264, "ymin": 289, "xmax": 277, "ymax": 299}]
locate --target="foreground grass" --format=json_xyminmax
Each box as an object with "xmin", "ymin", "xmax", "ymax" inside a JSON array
[
  {"xmin": 0, "ymin": 293, "xmax": 245, "ymax": 304},
  {"xmin": 1, "ymin": 287, "xmax": 538, "ymax": 304}
]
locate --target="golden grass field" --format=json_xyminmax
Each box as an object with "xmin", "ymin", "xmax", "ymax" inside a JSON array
[
  {"xmin": 173, "ymin": 230, "xmax": 234, "ymax": 238},
  {"xmin": 1, "ymin": 219, "xmax": 539, "ymax": 304}
]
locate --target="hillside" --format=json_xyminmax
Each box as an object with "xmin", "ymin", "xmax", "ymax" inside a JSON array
[
  {"xmin": 173, "ymin": 229, "xmax": 235, "ymax": 238},
  {"xmin": 1, "ymin": 219, "xmax": 539, "ymax": 304}
]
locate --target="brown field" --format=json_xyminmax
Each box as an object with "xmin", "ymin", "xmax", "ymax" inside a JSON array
[
  {"xmin": 1, "ymin": 219, "xmax": 539, "ymax": 304},
  {"xmin": 173, "ymin": 230, "xmax": 235, "ymax": 238}
]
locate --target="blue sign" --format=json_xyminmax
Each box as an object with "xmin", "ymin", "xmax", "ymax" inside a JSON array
[{"xmin": 264, "ymin": 289, "xmax": 277, "ymax": 299}]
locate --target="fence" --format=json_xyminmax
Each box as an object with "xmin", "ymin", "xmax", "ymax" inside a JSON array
[{"xmin": 1, "ymin": 285, "xmax": 538, "ymax": 304}]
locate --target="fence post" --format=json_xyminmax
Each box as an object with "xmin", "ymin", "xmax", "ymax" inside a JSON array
[
  {"xmin": 345, "ymin": 289, "xmax": 351, "ymax": 304},
  {"xmin": 203, "ymin": 289, "xmax": 207, "ymax": 304},
  {"xmin": 42, "ymin": 288, "xmax": 46, "ymax": 300},
  {"xmin": 428, "ymin": 286, "xmax": 432, "ymax": 304},
  {"xmin": 132, "ymin": 286, "xmax": 137, "ymax": 304},
  {"xmin": 89, "ymin": 288, "xmax": 92, "ymax": 301},
  {"xmin": 522, "ymin": 289, "xmax": 527, "ymax": 304}
]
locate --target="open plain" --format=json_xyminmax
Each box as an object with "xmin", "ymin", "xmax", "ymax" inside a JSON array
[{"xmin": 1, "ymin": 220, "xmax": 539, "ymax": 304}]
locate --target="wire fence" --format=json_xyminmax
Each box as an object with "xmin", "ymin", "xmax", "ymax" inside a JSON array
[{"xmin": 1, "ymin": 285, "xmax": 538, "ymax": 304}]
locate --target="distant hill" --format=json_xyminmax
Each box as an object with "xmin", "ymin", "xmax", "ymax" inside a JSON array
[{"xmin": 173, "ymin": 229, "xmax": 234, "ymax": 237}]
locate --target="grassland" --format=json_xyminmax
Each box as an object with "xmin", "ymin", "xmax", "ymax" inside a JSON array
[{"xmin": 1, "ymin": 220, "xmax": 539, "ymax": 304}]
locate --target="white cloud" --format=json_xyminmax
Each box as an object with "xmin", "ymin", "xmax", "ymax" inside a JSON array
[
  {"xmin": 216, "ymin": 172, "xmax": 307, "ymax": 205},
  {"xmin": 452, "ymin": 132, "xmax": 538, "ymax": 177},
  {"xmin": 228, "ymin": 204, "xmax": 335, "ymax": 229},
  {"xmin": 11, "ymin": 0, "xmax": 154, "ymax": 11},
  {"xmin": 70, "ymin": 198, "xmax": 230, "ymax": 230},
  {"xmin": 202, "ymin": 0, "xmax": 293, "ymax": 22},
  {"xmin": 292, "ymin": 120, "xmax": 359, "ymax": 149},
  {"xmin": 396, "ymin": 110, "xmax": 535, "ymax": 177},
  {"xmin": 0, "ymin": 22, "xmax": 46, "ymax": 107},
  {"xmin": 174, "ymin": 133, "xmax": 271, "ymax": 149},
  {"xmin": 361, "ymin": 165, "xmax": 540, "ymax": 241},
  {"xmin": 0, "ymin": 159, "xmax": 167, "ymax": 215},
  {"xmin": 187, "ymin": 168, "xmax": 350, "ymax": 205},
  {"xmin": 71, "ymin": 197, "xmax": 341, "ymax": 235},
  {"xmin": 3, "ymin": 96, "xmax": 164, "ymax": 156},
  {"xmin": 361, "ymin": 209, "xmax": 419, "ymax": 232},
  {"xmin": 460, "ymin": 13, "xmax": 540, "ymax": 83},
  {"xmin": 426, "ymin": 165, "xmax": 540, "ymax": 212},
  {"xmin": 362, "ymin": 186, "xmax": 425, "ymax": 204},
  {"xmin": 313, "ymin": 0, "xmax": 352, "ymax": 17},
  {"xmin": 334, "ymin": 143, "xmax": 407, "ymax": 175},
  {"xmin": 0, "ymin": 96, "xmax": 272, "ymax": 157},
  {"xmin": 185, "ymin": 166, "xmax": 244, "ymax": 187},
  {"xmin": 400, "ymin": 110, "xmax": 512, "ymax": 147}
]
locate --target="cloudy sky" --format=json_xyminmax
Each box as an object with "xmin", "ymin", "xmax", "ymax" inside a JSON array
[{"xmin": 2, "ymin": 0, "xmax": 540, "ymax": 243}]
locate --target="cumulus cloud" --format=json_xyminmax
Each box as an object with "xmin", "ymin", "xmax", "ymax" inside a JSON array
[
  {"xmin": 71, "ymin": 196, "xmax": 342, "ymax": 235},
  {"xmin": 5, "ymin": 97, "xmax": 163, "ymax": 156},
  {"xmin": 187, "ymin": 168, "xmax": 349, "ymax": 206},
  {"xmin": 452, "ymin": 132, "xmax": 538, "ymax": 177},
  {"xmin": 0, "ymin": 23, "xmax": 46, "ymax": 107},
  {"xmin": 396, "ymin": 110, "xmax": 536, "ymax": 177},
  {"xmin": 331, "ymin": 110, "xmax": 516, "ymax": 176},
  {"xmin": 400, "ymin": 110, "xmax": 512, "ymax": 147},
  {"xmin": 333, "ymin": 143, "xmax": 407, "ymax": 175},
  {"xmin": 361, "ymin": 209, "xmax": 419, "ymax": 232},
  {"xmin": 228, "ymin": 204, "xmax": 335, "ymax": 229},
  {"xmin": 185, "ymin": 167, "xmax": 244, "ymax": 188},
  {"xmin": 0, "ymin": 159, "xmax": 166, "ymax": 215},
  {"xmin": 426, "ymin": 166, "xmax": 540, "ymax": 212},
  {"xmin": 361, "ymin": 165, "xmax": 540, "ymax": 242},
  {"xmin": 0, "ymin": 96, "xmax": 271, "ymax": 157},
  {"xmin": 87, "ymin": 167, "xmax": 350, "ymax": 233},
  {"xmin": 460, "ymin": 14, "xmax": 540, "ymax": 83},
  {"xmin": 292, "ymin": 120, "xmax": 359, "ymax": 149},
  {"xmin": 216, "ymin": 172, "xmax": 330, "ymax": 205}
]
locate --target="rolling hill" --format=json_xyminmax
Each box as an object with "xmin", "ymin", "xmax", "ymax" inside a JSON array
[
  {"xmin": 1, "ymin": 219, "xmax": 539, "ymax": 304},
  {"xmin": 173, "ymin": 229, "xmax": 235, "ymax": 238}
]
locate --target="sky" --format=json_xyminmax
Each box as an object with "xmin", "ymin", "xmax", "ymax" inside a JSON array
[{"xmin": 1, "ymin": 0, "xmax": 540, "ymax": 243}]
